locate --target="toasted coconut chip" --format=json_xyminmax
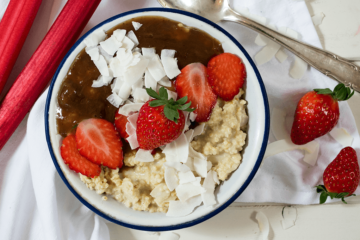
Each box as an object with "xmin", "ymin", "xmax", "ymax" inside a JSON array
[
  {"xmin": 193, "ymin": 123, "xmax": 205, "ymax": 139},
  {"xmin": 127, "ymin": 30, "xmax": 139, "ymax": 46},
  {"xmin": 281, "ymin": 206, "xmax": 297, "ymax": 230},
  {"xmin": 312, "ymin": 12, "xmax": 325, "ymax": 26},
  {"xmin": 133, "ymin": 88, "xmax": 150, "ymax": 103},
  {"xmin": 256, "ymin": 212, "xmax": 270, "ymax": 240},
  {"xmin": 111, "ymin": 77, "xmax": 124, "ymax": 94},
  {"xmin": 167, "ymin": 89, "xmax": 177, "ymax": 100},
  {"xmin": 84, "ymin": 28, "xmax": 106, "ymax": 47},
  {"xmin": 92, "ymin": 76, "xmax": 106, "ymax": 88},
  {"xmin": 166, "ymin": 195, "xmax": 202, "ymax": 217},
  {"xmin": 128, "ymin": 113, "xmax": 139, "ymax": 129},
  {"xmin": 255, "ymin": 39, "xmax": 281, "ymax": 66},
  {"xmin": 124, "ymin": 57, "xmax": 149, "ymax": 85},
  {"xmin": 132, "ymin": 21, "xmax": 142, "ymax": 31},
  {"xmin": 193, "ymin": 157, "xmax": 207, "ymax": 178},
  {"xmin": 125, "ymin": 122, "xmax": 136, "ymax": 136},
  {"xmin": 158, "ymin": 76, "xmax": 172, "ymax": 87},
  {"xmin": 212, "ymin": 171, "xmax": 219, "ymax": 184},
  {"xmin": 135, "ymin": 149, "xmax": 154, "ymax": 162},
  {"xmin": 144, "ymin": 70, "xmax": 157, "ymax": 91},
  {"xmin": 106, "ymin": 93, "xmax": 123, "ymax": 108},
  {"xmin": 271, "ymin": 107, "xmax": 289, "ymax": 141},
  {"xmin": 122, "ymin": 36, "xmax": 135, "ymax": 50},
  {"xmin": 100, "ymin": 35, "xmax": 122, "ymax": 56},
  {"xmin": 163, "ymin": 133, "xmax": 189, "ymax": 163},
  {"xmin": 290, "ymin": 57, "xmax": 307, "ymax": 79},
  {"xmin": 113, "ymin": 29, "xmax": 126, "ymax": 42},
  {"xmin": 93, "ymin": 55, "xmax": 109, "ymax": 76},
  {"xmin": 164, "ymin": 162, "xmax": 191, "ymax": 172},
  {"xmin": 189, "ymin": 145, "xmax": 207, "ymax": 160},
  {"xmin": 142, "ymin": 48, "xmax": 156, "ymax": 59},
  {"xmin": 275, "ymin": 48, "xmax": 288, "ymax": 63},
  {"xmin": 178, "ymin": 171, "xmax": 196, "ymax": 184},
  {"xmin": 162, "ymin": 57, "xmax": 181, "ymax": 79},
  {"xmin": 165, "ymin": 167, "xmax": 179, "ymax": 191},
  {"xmin": 201, "ymin": 170, "xmax": 217, "ymax": 206},
  {"xmin": 126, "ymin": 133, "xmax": 139, "ymax": 149},
  {"xmin": 150, "ymin": 183, "xmax": 170, "ymax": 206},
  {"xmin": 161, "ymin": 49, "xmax": 176, "ymax": 59},
  {"xmin": 184, "ymin": 129, "xmax": 194, "ymax": 143},
  {"xmin": 118, "ymin": 82, "xmax": 132, "ymax": 100},
  {"xmin": 148, "ymin": 55, "xmax": 166, "ymax": 81},
  {"xmin": 329, "ymin": 127, "xmax": 353, "ymax": 147},
  {"xmin": 158, "ymin": 231, "xmax": 180, "ymax": 240},
  {"xmin": 175, "ymin": 181, "xmax": 205, "ymax": 202},
  {"xmin": 207, "ymin": 161, "xmax": 212, "ymax": 171},
  {"xmin": 264, "ymin": 139, "xmax": 319, "ymax": 166},
  {"xmin": 118, "ymin": 102, "xmax": 144, "ymax": 116},
  {"xmin": 189, "ymin": 112, "xmax": 197, "ymax": 122},
  {"xmin": 85, "ymin": 46, "xmax": 100, "ymax": 61}
]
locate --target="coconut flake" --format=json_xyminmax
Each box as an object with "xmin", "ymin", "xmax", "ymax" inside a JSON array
[
  {"xmin": 127, "ymin": 30, "xmax": 139, "ymax": 46},
  {"xmin": 189, "ymin": 112, "xmax": 197, "ymax": 122},
  {"xmin": 165, "ymin": 167, "xmax": 179, "ymax": 191},
  {"xmin": 111, "ymin": 77, "xmax": 124, "ymax": 94},
  {"xmin": 148, "ymin": 55, "xmax": 166, "ymax": 81},
  {"xmin": 167, "ymin": 89, "xmax": 177, "ymax": 100},
  {"xmin": 133, "ymin": 88, "xmax": 150, "ymax": 103},
  {"xmin": 189, "ymin": 145, "xmax": 207, "ymax": 160},
  {"xmin": 150, "ymin": 183, "xmax": 170, "ymax": 206},
  {"xmin": 303, "ymin": 141, "xmax": 320, "ymax": 166},
  {"xmin": 93, "ymin": 55, "xmax": 109, "ymax": 76},
  {"xmin": 142, "ymin": 48, "xmax": 156, "ymax": 59},
  {"xmin": 98, "ymin": 46, "xmax": 113, "ymax": 63},
  {"xmin": 132, "ymin": 21, "xmax": 143, "ymax": 31},
  {"xmin": 254, "ymin": 34, "xmax": 269, "ymax": 46},
  {"xmin": 184, "ymin": 157, "xmax": 195, "ymax": 171},
  {"xmin": 118, "ymin": 82, "xmax": 132, "ymax": 100},
  {"xmin": 193, "ymin": 123, "xmax": 205, "ymax": 139},
  {"xmin": 256, "ymin": 212, "xmax": 270, "ymax": 240},
  {"xmin": 92, "ymin": 76, "xmax": 106, "ymax": 88},
  {"xmin": 113, "ymin": 29, "xmax": 126, "ymax": 42},
  {"xmin": 164, "ymin": 162, "xmax": 191, "ymax": 172},
  {"xmin": 271, "ymin": 108, "xmax": 289, "ymax": 141},
  {"xmin": 158, "ymin": 76, "xmax": 172, "ymax": 87},
  {"xmin": 175, "ymin": 181, "xmax": 205, "ymax": 202},
  {"xmin": 184, "ymin": 129, "xmax": 194, "ymax": 143},
  {"xmin": 118, "ymin": 103, "xmax": 144, "ymax": 116},
  {"xmin": 312, "ymin": 12, "xmax": 325, "ymax": 26},
  {"xmin": 122, "ymin": 36, "xmax": 135, "ymax": 50},
  {"xmin": 127, "ymin": 113, "xmax": 139, "ymax": 129},
  {"xmin": 249, "ymin": 13, "xmax": 267, "ymax": 25},
  {"xmin": 162, "ymin": 133, "xmax": 189, "ymax": 163},
  {"xmin": 255, "ymin": 38, "xmax": 281, "ymax": 66},
  {"xmin": 106, "ymin": 93, "xmax": 123, "ymax": 108},
  {"xmin": 162, "ymin": 57, "xmax": 181, "ymax": 79},
  {"xmin": 286, "ymin": 28, "xmax": 299, "ymax": 40},
  {"xmin": 213, "ymin": 171, "xmax": 219, "ymax": 184},
  {"xmin": 84, "ymin": 29, "xmax": 106, "ymax": 47},
  {"xmin": 161, "ymin": 49, "xmax": 176, "ymax": 59},
  {"xmin": 275, "ymin": 48, "xmax": 288, "ymax": 63},
  {"xmin": 85, "ymin": 46, "xmax": 100, "ymax": 61},
  {"xmin": 124, "ymin": 56, "xmax": 149, "ymax": 85},
  {"xmin": 281, "ymin": 206, "xmax": 297, "ymax": 230},
  {"xmin": 135, "ymin": 149, "xmax": 154, "ymax": 162},
  {"xmin": 201, "ymin": 170, "xmax": 217, "ymax": 206},
  {"xmin": 100, "ymin": 35, "xmax": 122, "ymax": 56},
  {"xmin": 126, "ymin": 133, "xmax": 139, "ymax": 149},
  {"xmin": 166, "ymin": 195, "xmax": 202, "ymax": 217},
  {"xmin": 207, "ymin": 161, "xmax": 212, "ymax": 171},
  {"xmin": 125, "ymin": 122, "xmax": 136, "ymax": 136},
  {"xmin": 144, "ymin": 70, "xmax": 157, "ymax": 91},
  {"xmin": 158, "ymin": 232, "xmax": 180, "ymax": 240},
  {"xmin": 329, "ymin": 127, "xmax": 353, "ymax": 147},
  {"xmin": 178, "ymin": 171, "xmax": 196, "ymax": 184},
  {"xmin": 193, "ymin": 157, "xmax": 208, "ymax": 178},
  {"xmin": 290, "ymin": 57, "xmax": 307, "ymax": 79}
]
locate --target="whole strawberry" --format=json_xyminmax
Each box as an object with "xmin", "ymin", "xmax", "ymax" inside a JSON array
[
  {"xmin": 291, "ymin": 83, "xmax": 354, "ymax": 145},
  {"xmin": 137, "ymin": 87, "xmax": 195, "ymax": 150},
  {"xmin": 316, "ymin": 147, "xmax": 359, "ymax": 204}
]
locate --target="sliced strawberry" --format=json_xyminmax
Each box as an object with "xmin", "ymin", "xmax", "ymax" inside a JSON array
[
  {"xmin": 76, "ymin": 118, "xmax": 123, "ymax": 169},
  {"xmin": 207, "ymin": 53, "xmax": 246, "ymax": 101},
  {"xmin": 175, "ymin": 63, "xmax": 217, "ymax": 122},
  {"xmin": 114, "ymin": 112, "xmax": 129, "ymax": 139},
  {"xmin": 60, "ymin": 134, "xmax": 101, "ymax": 178}
]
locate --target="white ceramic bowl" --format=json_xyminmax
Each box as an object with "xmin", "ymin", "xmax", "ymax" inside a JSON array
[{"xmin": 45, "ymin": 8, "xmax": 269, "ymax": 231}]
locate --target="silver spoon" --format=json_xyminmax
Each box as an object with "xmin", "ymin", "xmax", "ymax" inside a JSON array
[{"xmin": 157, "ymin": 0, "xmax": 360, "ymax": 92}]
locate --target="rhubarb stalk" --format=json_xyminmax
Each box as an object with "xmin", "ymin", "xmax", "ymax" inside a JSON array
[{"xmin": 0, "ymin": 0, "xmax": 102, "ymax": 150}]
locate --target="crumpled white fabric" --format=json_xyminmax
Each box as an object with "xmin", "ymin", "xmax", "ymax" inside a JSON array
[{"xmin": 0, "ymin": 0, "xmax": 359, "ymax": 239}]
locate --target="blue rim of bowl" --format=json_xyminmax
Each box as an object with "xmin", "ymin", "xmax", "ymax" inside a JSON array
[{"xmin": 45, "ymin": 7, "xmax": 270, "ymax": 231}]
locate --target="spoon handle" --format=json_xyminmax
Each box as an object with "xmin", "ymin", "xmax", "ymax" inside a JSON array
[{"xmin": 225, "ymin": 9, "xmax": 360, "ymax": 92}]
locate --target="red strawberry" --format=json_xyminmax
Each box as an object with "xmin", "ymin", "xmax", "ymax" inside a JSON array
[
  {"xmin": 316, "ymin": 147, "xmax": 359, "ymax": 204},
  {"xmin": 60, "ymin": 134, "xmax": 101, "ymax": 178},
  {"xmin": 207, "ymin": 53, "xmax": 246, "ymax": 101},
  {"xmin": 114, "ymin": 112, "xmax": 129, "ymax": 139},
  {"xmin": 291, "ymin": 84, "xmax": 354, "ymax": 145},
  {"xmin": 137, "ymin": 87, "xmax": 194, "ymax": 150},
  {"xmin": 175, "ymin": 63, "xmax": 217, "ymax": 122},
  {"xmin": 76, "ymin": 118, "xmax": 123, "ymax": 169}
]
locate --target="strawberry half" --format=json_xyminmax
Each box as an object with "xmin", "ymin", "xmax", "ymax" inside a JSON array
[
  {"xmin": 207, "ymin": 53, "xmax": 246, "ymax": 101},
  {"xmin": 175, "ymin": 63, "xmax": 217, "ymax": 122},
  {"xmin": 60, "ymin": 134, "xmax": 101, "ymax": 178},
  {"xmin": 114, "ymin": 112, "xmax": 129, "ymax": 139},
  {"xmin": 76, "ymin": 118, "xmax": 123, "ymax": 169}
]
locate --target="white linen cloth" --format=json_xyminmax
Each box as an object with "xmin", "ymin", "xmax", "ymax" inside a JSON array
[{"xmin": 0, "ymin": 0, "xmax": 359, "ymax": 239}]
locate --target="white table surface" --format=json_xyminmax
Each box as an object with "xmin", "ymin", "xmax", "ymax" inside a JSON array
[{"xmin": 104, "ymin": 0, "xmax": 360, "ymax": 239}]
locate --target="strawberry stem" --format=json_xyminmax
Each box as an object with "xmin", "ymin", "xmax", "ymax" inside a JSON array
[
  {"xmin": 315, "ymin": 185, "xmax": 355, "ymax": 204},
  {"xmin": 314, "ymin": 83, "xmax": 354, "ymax": 101}
]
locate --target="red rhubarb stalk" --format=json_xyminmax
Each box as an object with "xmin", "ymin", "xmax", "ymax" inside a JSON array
[
  {"xmin": 0, "ymin": 0, "xmax": 43, "ymax": 94},
  {"xmin": 0, "ymin": 0, "xmax": 102, "ymax": 150}
]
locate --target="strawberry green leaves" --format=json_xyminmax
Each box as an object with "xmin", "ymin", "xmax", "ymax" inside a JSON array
[
  {"xmin": 316, "ymin": 185, "xmax": 355, "ymax": 204},
  {"xmin": 314, "ymin": 83, "xmax": 354, "ymax": 101},
  {"xmin": 146, "ymin": 87, "xmax": 195, "ymax": 123}
]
